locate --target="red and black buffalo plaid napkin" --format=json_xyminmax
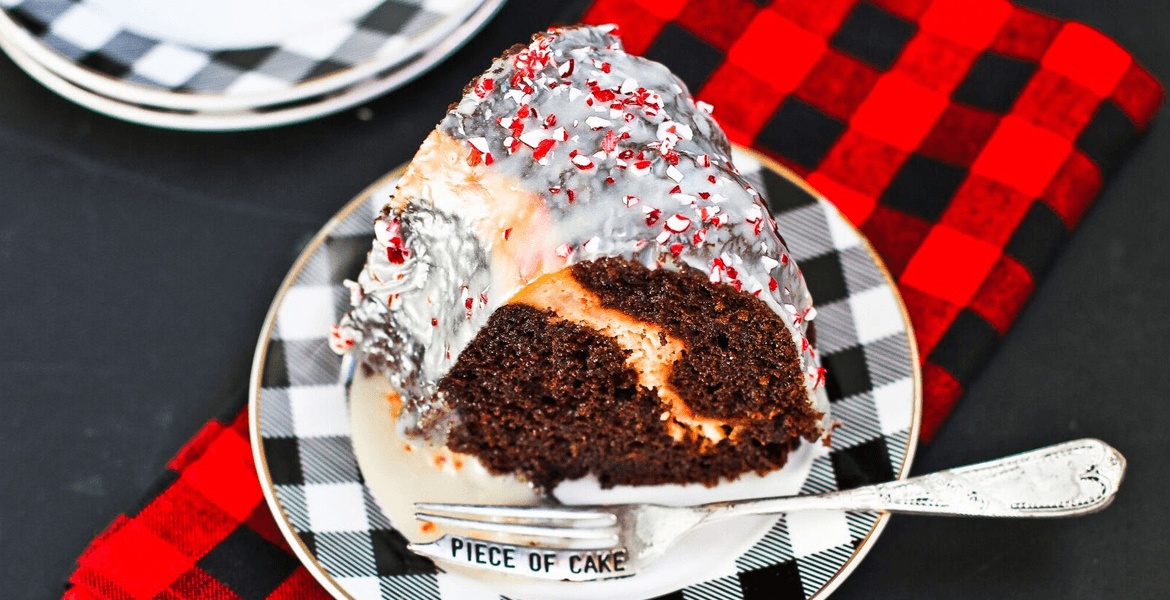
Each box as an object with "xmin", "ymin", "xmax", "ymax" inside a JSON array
[{"xmin": 65, "ymin": 0, "xmax": 1161, "ymax": 598}]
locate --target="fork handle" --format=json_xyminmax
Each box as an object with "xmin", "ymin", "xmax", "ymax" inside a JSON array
[{"xmin": 707, "ymin": 439, "xmax": 1126, "ymax": 520}]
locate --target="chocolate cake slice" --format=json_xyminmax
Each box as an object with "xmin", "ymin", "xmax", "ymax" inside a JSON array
[
  {"xmin": 334, "ymin": 25, "xmax": 829, "ymax": 491},
  {"xmin": 443, "ymin": 257, "xmax": 821, "ymax": 490}
]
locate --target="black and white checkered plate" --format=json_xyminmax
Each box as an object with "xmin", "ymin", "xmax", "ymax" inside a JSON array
[
  {"xmin": 0, "ymin": 0, "xmax": 503, "ymax": 131},
  {"xmin": 249, "ymin": 148, "xmax": 922, "ymax": 600},
  {"xmin": 0, "ymin": 0, "xmax": 484, "ymax": 111}
]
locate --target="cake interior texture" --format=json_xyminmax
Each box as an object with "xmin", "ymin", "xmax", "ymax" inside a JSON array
[{"xmin": 440, "ymin": 256, "xmax": 823, "ymax": 491}]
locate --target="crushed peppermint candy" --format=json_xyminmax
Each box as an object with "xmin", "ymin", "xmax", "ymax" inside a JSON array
[
  {"xmin": 328, "ymin": 325, "xmax": 356, "ymax": 353},
  {"xmin": 585, "ymin": 116, "xmax": 611, "ymax": 129},
  {"xmin": 569, "ymin": 149, "xmax": 594, "ymax": 169},
  {"xmin": 664, "ymin": 213, "xmax": 691, "ymax": 233},
  {"xmin": 473, "ymin": 77, "xmax": 493, "ymax": 98},
  {"xmin": 532, "ymin": 138, "xmax": 556, "ymax": 161}
]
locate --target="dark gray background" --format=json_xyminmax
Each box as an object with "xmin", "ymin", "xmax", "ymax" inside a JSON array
[{"xmin": 1, "ymin": 0, "xmax": 1167, "ymax": 598}]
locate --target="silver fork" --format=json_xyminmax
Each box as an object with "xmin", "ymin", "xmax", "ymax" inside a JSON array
[{"xmin": 408, "ymin": 439, "xmax": 1125, "ymax": 581}]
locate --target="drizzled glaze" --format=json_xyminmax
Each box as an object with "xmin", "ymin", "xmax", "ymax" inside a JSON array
[{"xmin": 335, "ymin": 25, "xmax": 827, "ymax": 441}]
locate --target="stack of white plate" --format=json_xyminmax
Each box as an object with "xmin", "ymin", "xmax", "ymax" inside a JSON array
[{"xmin": 0, "ymin": 0, "xmax": 504, "ymax": 130}]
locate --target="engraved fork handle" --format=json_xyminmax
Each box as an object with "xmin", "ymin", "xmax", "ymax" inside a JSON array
[{"xmin": 708, "ymin": 439, "xmax": 1126, "ymax": 521}]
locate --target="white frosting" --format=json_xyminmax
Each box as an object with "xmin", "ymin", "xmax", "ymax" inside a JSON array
[{"xmin": 337, "ymin": 26, "xmax": 828, "ymax": 440}]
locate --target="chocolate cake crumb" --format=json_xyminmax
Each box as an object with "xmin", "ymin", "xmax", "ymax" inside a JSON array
[
  {"xmin": 571, "ymin": 257, "xmax": 813, "ymax": 423},
  {"xmin": 441, "ymin": 258, "xmax": 822, "ymax": 491}
]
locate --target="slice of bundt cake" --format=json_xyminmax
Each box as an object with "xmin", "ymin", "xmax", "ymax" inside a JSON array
[{"xmin": 334, "ymin": 25, "xmax": 829, "ymax": 491}]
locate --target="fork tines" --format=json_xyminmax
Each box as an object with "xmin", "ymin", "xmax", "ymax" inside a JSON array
[{"xmin": 413, "ymin": 502, "xmax": 619, "ymax": 548}]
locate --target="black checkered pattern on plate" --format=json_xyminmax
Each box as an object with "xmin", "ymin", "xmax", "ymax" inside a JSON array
[
  {"xmin": 256, "ymin": 149, "xmax": 919, "ymax": 600},
  {"xmin": 2, "ymin": 0, "xmax": 463, "ymax": 94}
]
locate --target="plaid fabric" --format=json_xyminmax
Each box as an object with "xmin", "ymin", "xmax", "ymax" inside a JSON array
[
  {"xmin": 581, "ymin": 0, "xmax": 1163, "ymax": 439},
  {"xmin": 0, "ymin": 0, "xmax": 476, "ymax": 96},
  {"xmin": 65, "ymin": 408, "xmax": 333, "ymax": 600},
  {"xmin": 67, "ymin": 1, "xmax": 1161, "ymax": 599}
]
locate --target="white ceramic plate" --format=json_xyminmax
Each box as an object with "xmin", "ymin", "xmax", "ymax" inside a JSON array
[
  {"xmin": 0, "ymin": 0, "xmax": 487, "ymax": 111},
  {"xmin": 0, "ymin": 0, "xmax": 504, "ymax": 131},
  {"xmin": 250, "ymin": 149, "xmax": 921, "ymax": 600}
]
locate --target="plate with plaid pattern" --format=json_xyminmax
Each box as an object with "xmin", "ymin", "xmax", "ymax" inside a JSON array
[
  {"xmin": 0, "ymin": 0, "xmax": 503, "ymax": 131},
  {"xmin": 250, "ymin": 148, "xmax": 921, "ymax": 600},
  {"xmin": 0, "ymin": 0, "xmax": 486, "ymax": 112}
]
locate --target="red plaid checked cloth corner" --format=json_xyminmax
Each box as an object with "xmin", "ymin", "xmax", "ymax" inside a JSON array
[
  {"xmin": 66, "ymin": 408, "xmax": 333, "ymax": 600},
  {"xmin": 66, "ymin": 0, "xmax": 1161, "ymax": 598}
]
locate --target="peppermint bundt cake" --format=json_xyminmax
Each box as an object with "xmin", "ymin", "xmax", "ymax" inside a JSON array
[{"xmin": 334, "ymin": 25, "xmax": 829, "ymax": 492}]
